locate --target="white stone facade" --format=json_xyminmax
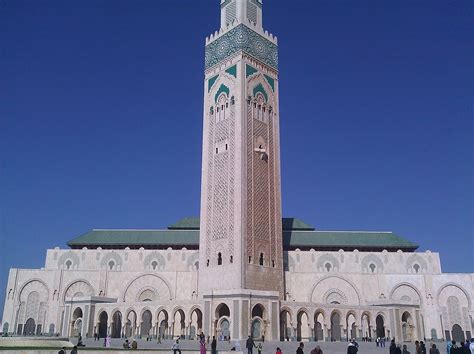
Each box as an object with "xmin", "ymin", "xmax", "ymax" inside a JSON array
[{"xmin": 2, "ymin": 248, "xmax": 473, "ymax": 343}]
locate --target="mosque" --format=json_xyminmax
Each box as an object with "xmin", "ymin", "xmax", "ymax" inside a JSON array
[{"xmin": 2, "ymin": 0, "xmax": 473, "ymax": 345}]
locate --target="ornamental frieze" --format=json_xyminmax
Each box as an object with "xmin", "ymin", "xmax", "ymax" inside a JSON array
[{"xmin": 205, "ymin": 24, "xmax": 278, "ymax": 70}]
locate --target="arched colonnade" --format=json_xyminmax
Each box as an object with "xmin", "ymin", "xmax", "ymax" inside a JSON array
[
  {"xmin": 280, "ymin": 307, "xmax": 390, "ymax": 342},
  {"xmin": 92, "ymin": 306, "xmax": 203, "ymax": 340}
]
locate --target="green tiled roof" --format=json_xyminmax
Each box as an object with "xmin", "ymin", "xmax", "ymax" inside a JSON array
[
  {"xmin": 167, "ymin": 217, "xmax": 314, "ymax": 231},
  {"xmin": 168, "ymin": 217, "xmax": 200, "ymax": 230},
  {"xmin": 283, "ymin": 230, "xmax": 418, "ymax": 250},
  {"xmin": 282, "ymin": 218, "xmax": 314, "ymax": 231},
  {"xmin": 68, "ymin": 229, "xmax": 199, "ymax": 248},
  {"xmin": 68, "ymin": 217, "xmax": 417, "ymax": 251}
]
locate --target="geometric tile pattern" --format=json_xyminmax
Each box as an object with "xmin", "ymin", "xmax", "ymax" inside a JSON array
[{"xmin": 205, "ymin": 24, "xmax": 278, "ymax": 70}]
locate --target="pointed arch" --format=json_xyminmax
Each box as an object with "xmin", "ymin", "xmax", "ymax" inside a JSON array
[
  {"xmin": 390, "ymin": 282, "xmax": 423, "ymax": 305},
  {"xmin": 436, "ymin": 283, "xmax": 471, "ymax": 310},
  {"xmin": 62, "ymin": 279, "xmax": 94, "ymax": 302},
  {"xmin": 122, "ymin": 273, "xmax": 173, "ymax": 302}
]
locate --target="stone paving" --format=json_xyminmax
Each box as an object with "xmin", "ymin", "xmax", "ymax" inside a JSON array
[{"xmin": 77, "ymin": 338, "xmax": 423, "ymax": 354}]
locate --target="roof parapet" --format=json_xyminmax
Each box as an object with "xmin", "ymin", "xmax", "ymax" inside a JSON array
[{"xmin": 206, "ymin": 18, "xmax": 277, "ymax": 46}]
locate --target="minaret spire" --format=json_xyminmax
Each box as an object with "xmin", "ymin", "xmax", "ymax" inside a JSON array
[
  {"xmin": 199, "ymin": 0, "xmax": 282, "ymax": 340},
  {"xmin": 220, "ymin": 0, "xmax": 263, "ymax": 30}
]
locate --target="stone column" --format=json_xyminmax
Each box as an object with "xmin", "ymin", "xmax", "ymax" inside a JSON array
[{"xmin": 415, "ymin": 310, "xmax": 422, "ymax": 340}]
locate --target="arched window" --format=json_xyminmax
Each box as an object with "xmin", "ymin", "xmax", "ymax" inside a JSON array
[
  {"xmin": 206, "ymin": 259, "xmax": 210, "ymax": 267},
  {"xmin": 259, "ymin": 253, "xmax": 264, "ymax": 266},
  {"xmin": 369, "ymin": 263, "xmax": 376, "ymax": 273},
  {"xmin": 65, "ymin": 260, "xmax": 72, "ymax": 270},
  {"xmin": 108, "ymin": 260, "xmax": 115, "ymax": 270},
  {"xmin": 249, "ymin": 256, "xmax": 252, "ymax": 264},
  {"xmin": 413, "ymin": 264, "xmax": 420, "ymax": 273},
  {"xmin": 325, "ymin": 263, "xmax": 332, "ymax": 272},
  {"xmin": 217, "ymin": 253, "xmax": 223, "ymax": 266},
  {"xmin": 230, "ymin": 255, "xmax": 233, "ymax": 264},
  {"xmin": 151, "ymin": 261, "xmax": 158, "ymax": 270},
  {"xmin": 272, "ymin": 260, "xmax": 275, "ymax": 267}
]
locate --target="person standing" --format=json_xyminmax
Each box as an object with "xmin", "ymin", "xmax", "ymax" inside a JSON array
[
  {"xmin": 276, "ymin": 347, "xmax": 283, "ymax": 354},
  {"xmin": 450, "ymin": 342, "xmax": 457, "ymax": 354},
  {"xmin": 390, "ymin": 339, "xmax": 397, "ymax": 354},
  {"xmin": 173, "ymin": 338, "xmax": 182, "ymax": 354},
  {"xmin": 403, "ymin": 344, "xmax": 411, "ymax": 354},
  {"xmin": 296, "ymin": 342, "xmax": 304, "ymax": 354},
  {"xmin": 211, "ymin": 336, "xmax": 217, "ymax": 354},
  {"xmin": 58, "ymin": 348, "xmax": 66, "ymax": 354},
  {"xmin": 461, "ymin": 342, "xmax": 470, "ymax": 354},
  {"xmin": 246, "ymin": 336, "xmax": 256, "ymax": 354},
  {"xmin": 469, "ymin": 339, "xmax": 474, "ymax": 354},
  {"xmin": 200, "ymin": 333, "xmax": 207, "ymax": 354},
  {"xmin": 430, "ymin": 344, "xmax": 440, "ymax": 354},
  {"xmin": 447, "ymin": 342, "xmax": 453, "ymax": 354},
  {"xmin": 347, "ymin": 342, "xmax": 358, "ymax": 354}
]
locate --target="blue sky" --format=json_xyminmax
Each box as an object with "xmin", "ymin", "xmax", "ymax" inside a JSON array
[{"xmin": 0, "ymin": 0, "xmax": 472, "ymax": 318}]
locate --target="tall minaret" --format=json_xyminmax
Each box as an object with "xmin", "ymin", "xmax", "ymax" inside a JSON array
[{"xmin": 199, "ymin": 0, "xmax": 283, "ymax": 340}]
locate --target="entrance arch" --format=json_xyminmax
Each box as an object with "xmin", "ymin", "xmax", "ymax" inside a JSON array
[
  {"xmin": 214, "ymin": 303, "xmax": 230, "ymax": 340},
  {"xmin": 280, "ymin": 309, "xmax": 292, "ymax": 341},
  {"xmin": 112, "ymin": 311, "xmax": 122, "ymax": 338},
  {"xmin": 125, "ymin": 310, "xmax": 137, "ymax": 338},
  {"xmin": 190, "ymin": 308, "xmax": 203, "ymax": 340},
  {"xmin": 98, "ymin": 311, "xmax": 108, "ymax": 338},
  {"xmin": 71, "ymin": 307, "xmax": 83, "ymax": 337},
  {"xmin": 141, "ymin": 310, "xmax": 152, "ymax": 338},
  {"xmin": 451, "ymin": 324, "xmax": 465, "ymax": 342},
  {"xmin": 24, "ymin": 318, "xmax": 36, "ymax": 336},
  {"xmin": 219, "ymin": 318, "xmax": 231, "ymax": 340},
  {"xmin": 3, "ymin": 322, "xmax": 9, "ymax": 335},
  {"xmin": 376, "ymin": 315, "xmax": 385, "ymax": 338},
  {"xmin": 251, "ymin": 304, "xmax": 265, "ymax": 340},
  {"xmin": 297, "ymin": 310, "xmax": 310, "ymax": 341},
  {"xmin": 361, "ymin": 313, "xmax": 371, "ymax": 339},
  {"xmin": 346, "ymin": 312, "xmax": 357, "ymax": 340},
  {"xmin": 173, "ymin": 309, "xmax": 185, "ymax": 338},
  {"xmin": 157, "ymin": 309, "xmax": 169, "ymax": 340},
  {"xmin": 314, "ymin": 311, "xmax": 325, "ymax": 341},
  {"xmin": 401, "ymin": 312, "xmax": 414, "ymax": 342},
  {"xmin": 330, "ymin": 312, "xmax": 341, "ymax": 341}
]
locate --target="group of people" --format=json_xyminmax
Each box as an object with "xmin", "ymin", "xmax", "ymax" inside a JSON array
[
  {"xmin": 122, "ymin": 338, "xmax": 138, "ymax": 349},
  {"xmin": 387, "ymin": 338, "xmax": 474, "ymax": 354},
  {"xmin": 391, "ymin": 340, "xmax": 424, "ymax": 354},
  {"xmin": 446, "ymin": 339, "xmax": 474, "ymax": 354},
  {"xmin": 58, "ymin": 333, "xmax": 474, "ymax": 354}
]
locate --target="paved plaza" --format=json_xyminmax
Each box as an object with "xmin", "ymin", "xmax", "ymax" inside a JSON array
[{"xmin": 73, "ymin": 338, "xmax": 421, "ymax": 354}]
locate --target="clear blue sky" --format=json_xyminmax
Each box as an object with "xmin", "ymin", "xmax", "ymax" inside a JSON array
[{"xmin": 0, "ymin": 0, "xmax": 472, "ymax": 317}]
